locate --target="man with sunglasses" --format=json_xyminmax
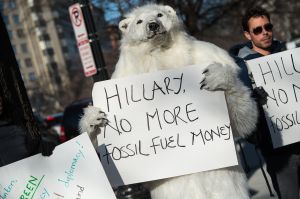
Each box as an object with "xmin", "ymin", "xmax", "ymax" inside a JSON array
[{"xmin": 229, "ymin": 6, "xmax": 300, "ymax": 199}]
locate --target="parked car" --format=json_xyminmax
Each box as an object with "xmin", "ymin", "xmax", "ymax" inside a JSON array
[
  {"xmin": 285, "ymin": 38, "xmax": 300, "ymax": 50},
  {"xmin": 44, "ymin": 112, "xmax": 64, "ymax": 142},
  {"xmin": 33, "ymin": 111, "xmax": 60, "ymax": 145},
  {"xmin": 61, "ymin": 98, "xmax": 92, "ymax": 141}
]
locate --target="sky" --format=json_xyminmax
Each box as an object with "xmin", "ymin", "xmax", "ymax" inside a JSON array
[{"xmin": 92, "ymin": 0, "xmax": 122, "ymax": 22}]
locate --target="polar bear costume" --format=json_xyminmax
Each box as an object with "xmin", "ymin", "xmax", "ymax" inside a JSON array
[{"xmin": 80, "ymin": 4, "xmax": 258, "ymax": 199}]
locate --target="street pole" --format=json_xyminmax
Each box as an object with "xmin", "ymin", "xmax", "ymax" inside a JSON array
[
  {"xmin": 72, "ymin": 1, "xmax": 151, "ymax": 198},
  {"xmin": 76, "ymin": 0, "xmax": 109, "ymax": 82}
]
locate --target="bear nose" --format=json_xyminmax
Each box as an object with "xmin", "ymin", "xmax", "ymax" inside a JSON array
[{"xmin": 148, "ymin": 22, "xmax": 159, "ymax": 31}]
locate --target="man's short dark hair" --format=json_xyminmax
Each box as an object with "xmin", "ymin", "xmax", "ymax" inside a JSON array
[{"xmin": 242, "ymin": 7, "xmax": 270, "ymax": 32}]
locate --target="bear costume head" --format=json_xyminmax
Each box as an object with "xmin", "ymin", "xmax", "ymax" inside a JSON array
[{"xmin": 119, "ymin": 4, "xmax": 183, "ymax": 46}]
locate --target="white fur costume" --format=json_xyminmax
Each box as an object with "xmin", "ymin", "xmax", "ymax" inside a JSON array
[{"xmin": 80, "ymin": 4, "xmax": 258, "ymax": 199}]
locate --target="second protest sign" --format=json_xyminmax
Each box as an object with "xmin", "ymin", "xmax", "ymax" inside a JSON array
[
  {"xmin": 92, "ymin": 65, "xmax": 238, "ymax": 186},
  {"xmin": 247, "ymin": 47, "xmax": 300, "ymax": 148}
]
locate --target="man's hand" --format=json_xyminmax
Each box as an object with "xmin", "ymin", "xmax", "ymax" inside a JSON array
[{"xmin": 40, "ymin": 133, "xmax": 59, "ymax": 156}]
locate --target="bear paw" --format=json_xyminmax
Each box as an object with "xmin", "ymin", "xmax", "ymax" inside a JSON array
[
  {"xmin": 79, "ymin": 105, "xmax": 108, "ymax": 135},
  {"xmin": 200, "ymin": 62, "xmax": 236, "ymax": 91}
]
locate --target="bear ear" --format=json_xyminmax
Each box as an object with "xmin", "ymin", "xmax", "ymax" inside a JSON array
[
  {"xmin": 119, "ymin": 18, "xmax": 132, "ymax": 33},
  {"xmin": 164, "ymin": 5, "xmax": 176, "ymax": 16}
]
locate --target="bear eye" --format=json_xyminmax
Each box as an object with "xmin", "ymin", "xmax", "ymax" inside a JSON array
[
  {"xmin": 157, "ymin": 13, "xmax": 163, "ymax": 17},
  {"xmin": 137, "ymin": 19, "xmax": 143, "ymax": 24}
]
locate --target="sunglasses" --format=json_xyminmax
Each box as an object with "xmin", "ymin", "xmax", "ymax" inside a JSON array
[{"xmin": 251, "ymin": 23, "xmax": 273, "ymax": 35}]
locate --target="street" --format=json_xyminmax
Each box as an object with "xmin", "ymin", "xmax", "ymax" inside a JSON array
[
  {"xmin": 248, "ymin": 164, "xmax": 278, "ymax": 199},
  {"xmin": 238, "ymin": 140, "xmax": 279, "ymax": 199}
]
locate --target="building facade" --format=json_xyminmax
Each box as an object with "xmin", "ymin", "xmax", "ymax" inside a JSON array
[{"xmin": 1, "ymin": 0, "xmax": 108, "ymax": 114}]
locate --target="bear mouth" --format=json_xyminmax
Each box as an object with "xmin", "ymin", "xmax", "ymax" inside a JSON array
[{"xmin": 147, "ymin": 31, "xmax": 167, "ymax": 39}]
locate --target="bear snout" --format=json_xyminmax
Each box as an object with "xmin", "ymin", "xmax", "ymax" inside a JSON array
[{"xmin": 148, "ymin": 22, "xmax": 160, "ymax": 32}]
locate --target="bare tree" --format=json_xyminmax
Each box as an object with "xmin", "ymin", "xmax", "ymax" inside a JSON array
[
  {"xmin": 155, "ymin": 0, "xmax": 269, "ymax": 37},
  {"xmin": 92, "ymin": 0, "xmax": 300, "ymax": 49},
  {"xmin": 92, "ymin": 0, "xmax": 147, "ymax": 20},
  {"xmin": 271, "ymin": 0, "xmax": 300, "ymax": 41},
  {"xmin": 92, "ymin": 0, "xmax": 266, "ymax": 38}
]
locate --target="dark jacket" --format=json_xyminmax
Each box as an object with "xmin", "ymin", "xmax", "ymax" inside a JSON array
[
  {"xmin": 0, "ymin": 117, "xmax": 59, "ymax": 167},
  {"xmin": 0, "ymin": 119, "xmax": 36, "ymax": 166},
  {"xmin": 229, "ymin": 41, "xmax": 300, "ymax": 156}
]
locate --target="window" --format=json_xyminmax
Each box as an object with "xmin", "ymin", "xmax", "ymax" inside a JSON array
[
  {"xmin": 53, "ymin": 11, "xmax": 59, "ymax": 18},
  {"xmin": 43, "ymin": 48, "xmax": 54, "ymax": 56},
  {"xmin": 65, "ymin": 59, "xmax": 72, "ymax": 66},
  {"xmin": 57, "ymin": 26, "xmax": 63, "ymax": 33},
  {"xmin": 12, "ymin": 45, "xmax": 17, "ymax": 54},
  {"xmin": 58, "ymin": 32, "xmax": 64, "ymax": 38},
  {"xmin": 16, "ymin": 59, "xmax": 21, "ymax": 67},
  {"xmin": 0, "ymin": 2, "xmax": 4, "ymax": 10},
  {"xmin": 31, "ymin": 6, "xmax": 42, "ymax": 13},
  {"xmin": 25, "ymin": 58, "xmax": 33, "ymax": 67},
  {"xmin": 3, "ymin": 15, "xmax": 9, "ymax": 24},
  {"xmin": 0, "ymin": 2, "xmax": 9, "ymax": 10},
  {"xmin": 38, "ymin": 34, "xmax": 50, "ymax": 41},
  {"xmin": 11, "ymin": 45, "xmax": 17, "ymax": 54},
  {"xmin": 34, "ymin": 19, "xmax": 46, "ymax": 27},
  {"xmin": 47, "ymin": 62, "xmax": 58, "ymax": 70},
  {"xmin": 9, "ymin": 1, "xmax": 16, "ymax": 9},
  {"xmin": 52, "ymin": 62, "xmax": 58, "ymax": 70},
  {"xmin": 13, "ymin": 15, "xmax": 19, "ymax": 24},
  {"xmin": 8, "ymin": 30, "xmax": 13, "ymax": 39},
  {"xmin": 62, "ymin": 46, "xmax": 68, "ymax": 53},
  {"xmin": 21, "ymin": 43, "xmax": 28, "ymax": 53},
  {"xmin": 55, "ymin": 74, "xmax": 62, "ymax": 85},
  {"xmin": 16, "ymin": 29, "xmax": 25, "ymax": 38},
  {"xmin": 28, "ymin": 72, "xmax": 36, "ymax": 81}
]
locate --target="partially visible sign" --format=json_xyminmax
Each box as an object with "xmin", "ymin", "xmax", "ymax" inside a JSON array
[
  {"xmin": 247, "ymin": 47, "xmax": 300, "ymax": 148},
  {"xmin": 69, "ymin": 3, "xmax": 97, "ymax": 77},
  {"xmin": 93, "ymin": 65, "xmax": 238, "ymax": 187},
  {"xmin": 0, "ymin": 133, "xmax": 116, "ymax": 199}
]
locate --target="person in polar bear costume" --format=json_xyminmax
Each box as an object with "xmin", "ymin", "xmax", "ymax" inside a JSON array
[{"xmin": 80, "ymin": 4, "xmax": 258, "ymax": 199}]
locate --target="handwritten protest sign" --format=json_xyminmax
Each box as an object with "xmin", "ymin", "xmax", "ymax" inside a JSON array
[
  {"xmin": 247, "ymin": 47, "xmax": 300, "ymax": 148},
  {"xmin": 92, "ymin": 65, "xmax": 238, "ymax": 187},
  {"xmin": 0, "ymin": 133, "xmax": 116, "ymax": 199}
]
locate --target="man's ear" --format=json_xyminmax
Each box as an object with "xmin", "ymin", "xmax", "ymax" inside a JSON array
[
  {"xmin": 164, "ymin": 5, "xmax": 176, "ymax": 16},
  {"xmin": 244, "ymin": 31, "xmax": 251, "ymax": 41},
  {"xmin": 119, "ymin": 18, "xmax": 132, "ymax": 33}
]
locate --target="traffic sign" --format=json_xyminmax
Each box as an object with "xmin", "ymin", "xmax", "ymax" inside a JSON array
[{"xmin": 69, "ymin": 3, "xmax": 97, "ymax": 77}]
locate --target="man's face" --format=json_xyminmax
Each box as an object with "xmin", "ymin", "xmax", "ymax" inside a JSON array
[{"xmin": 244, "ymin": 15, "xmax": 273, "ymax": 51}]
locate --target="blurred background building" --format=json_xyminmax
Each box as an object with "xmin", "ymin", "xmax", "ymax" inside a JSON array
[
  {"xmin": 0, "ymin": 0, "xmax": 117, "ymax": 115},
  {"xmin": 2, "ymin": 0, "xmax": 71, "ymax": 113}
]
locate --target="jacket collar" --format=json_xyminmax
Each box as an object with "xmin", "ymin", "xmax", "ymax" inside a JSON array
[{"xmin": 229, "ymin": 40, "xmax": 284, "ymax": 60}]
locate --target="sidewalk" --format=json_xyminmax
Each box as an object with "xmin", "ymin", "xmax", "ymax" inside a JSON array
[
  {"xmin": 248, "ymin": 164, "xmax": 278, "ymax": 199},
  {"xmin": 237, "ymin": 140, "xmax": 278, "ymax": 199}
]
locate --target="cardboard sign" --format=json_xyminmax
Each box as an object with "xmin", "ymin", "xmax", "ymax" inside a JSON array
[
  {"xmin": 92, "ymin": 65, "xmax": 238, "ymax": 187},
  {"xmin": 69, "ymin": 3, "xmax": 97, "ymax": 77},
  {"xmin": 247, "ymin": 47, "xmax": 300, "ymax": 148},
  {"xmin": 0, "ymin": 133, "xmax": 116, "ymax": 199}
]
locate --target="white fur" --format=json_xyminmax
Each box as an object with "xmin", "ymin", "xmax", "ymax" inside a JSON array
[
  {"xmin": 79, "ymin": 106, "xmax": 107, "ymax": 148},
  {"xmin": 80, "ymin": 4, "xmax": 258, "ymax": 199}
]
